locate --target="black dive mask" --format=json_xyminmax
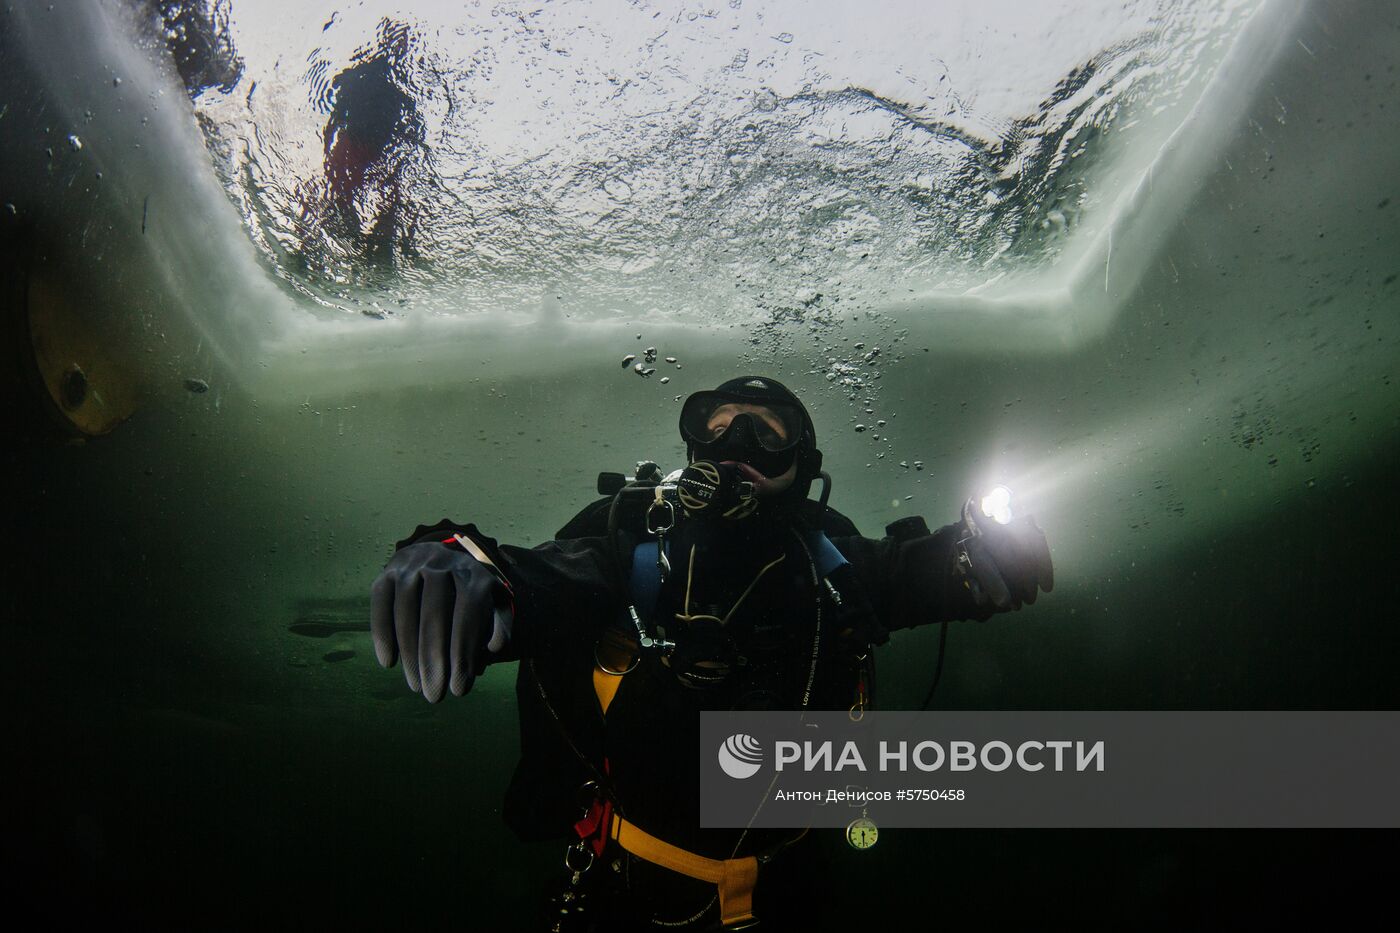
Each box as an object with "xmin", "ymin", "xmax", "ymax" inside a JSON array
[
  {"xmin": 690, "ymin": 412, "xmax": 798, "ymax": 479},
  {"xmin": 678, "ymin": 376, "xmax": 822, "ymax": 500}
]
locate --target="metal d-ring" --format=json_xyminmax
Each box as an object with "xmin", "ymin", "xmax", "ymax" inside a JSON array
[
  {"xmin": 564, "ymin": 840, "xmax": 595, "ymax": 874},
  {"xmin": 595, "ymin": 643, "xmax": 640, "ymax": 675},
  {"xmin": 574, "ymin": 780, "xmax": 601, "ymax": 808},
  {"xmin": 646, "ymin": 497, "xmax": 675, "ymax": 534}
]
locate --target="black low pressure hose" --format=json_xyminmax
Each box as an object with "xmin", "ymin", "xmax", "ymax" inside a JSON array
[{"xmin": 919, "ymin": 620, "xmax": 950, "ymax": 710}]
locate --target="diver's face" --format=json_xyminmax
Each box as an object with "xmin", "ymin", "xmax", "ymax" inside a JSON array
[
  {"xmin": 703, "ymin": 403, "xmax": 797, "ymax": 495},
  {"xmin": 703, "ymin": 403, "xmax": 791, "ymax": 447}
]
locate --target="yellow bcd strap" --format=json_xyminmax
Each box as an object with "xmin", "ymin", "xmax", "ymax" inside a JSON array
[
  {"xmin": 592, "ymin": 665, "xmax": 625, "ymax": 717},
  {"xmin": 591, "ymin": 646, "xmax": 759, "ymax": 927},
  {"xmin": 592, "ymin": 632, "xmax": 637, "ymax": 716},
  {"xmin": 610, "ymin": 816, "xmax": 759, "ymax": 927}
]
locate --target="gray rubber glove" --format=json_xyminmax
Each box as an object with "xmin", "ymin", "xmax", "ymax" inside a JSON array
[
  {"xmin": 955, "ymin": 500, "xmax": 1054, "ymax": 613},
  {"xmin": 369, "ymin": 539, "xmax": 512, "ymax": 702}
]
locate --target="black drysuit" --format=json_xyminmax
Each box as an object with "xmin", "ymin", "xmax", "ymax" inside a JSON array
[{"xmin": 397, "ymin": 499, "xmax": 984, "ymax": 929}]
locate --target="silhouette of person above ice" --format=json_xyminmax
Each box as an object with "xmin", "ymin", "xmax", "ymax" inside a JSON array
[{"xmin": 320, "ymin": 18, "xmax": 424, "ymax": 266}]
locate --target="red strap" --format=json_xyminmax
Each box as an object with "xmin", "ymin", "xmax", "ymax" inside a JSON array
[
  {"xmin": 573, "ymin": 797, "xmax": 613, "ymax": 857},
  {"xmin": 572, "ymin": 759, "xmax": 614, "ymax": 857}
]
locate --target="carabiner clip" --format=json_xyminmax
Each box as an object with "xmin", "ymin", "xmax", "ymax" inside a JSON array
[{"xmin": 646, "ymin": 496, "xmax": 676, "ymax": 535}]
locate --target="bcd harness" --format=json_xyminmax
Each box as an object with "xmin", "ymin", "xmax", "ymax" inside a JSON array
[{"xmin": 572, "ymin": 530, "xmax": 850, "ymax": 928}]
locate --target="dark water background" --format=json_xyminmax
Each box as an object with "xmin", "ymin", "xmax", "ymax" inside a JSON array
[{"xmin": 8, "ymin": 425, "xmax": 1400, "ymax": 926}]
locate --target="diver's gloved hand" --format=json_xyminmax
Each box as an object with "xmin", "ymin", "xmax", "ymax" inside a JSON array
[
  {"xmin": 954, "ymin": 500, "xmax": 1054, "ymax": 614},
  {"xmin": 369, "ymin": 538, "xmax": 513, "ymax": 702}
]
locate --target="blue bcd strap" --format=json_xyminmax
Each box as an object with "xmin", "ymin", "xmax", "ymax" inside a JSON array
[{"xmin": 630, "ymin": 530, "xmax": 847, "ymax": 620}]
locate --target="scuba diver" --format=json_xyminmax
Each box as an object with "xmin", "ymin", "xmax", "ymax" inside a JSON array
[{"xmin": 370, "ymin": 376, "xmax": 1054, "ymax": 931}]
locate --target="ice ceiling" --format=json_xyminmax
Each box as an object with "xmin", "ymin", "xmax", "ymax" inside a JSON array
[{"xmin": 190, "ymin": 0, "xmax": 1258, "ymax": 323}]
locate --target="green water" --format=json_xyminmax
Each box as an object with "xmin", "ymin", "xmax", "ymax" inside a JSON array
[{"xmin": 6, "ymin": 1, "xmax": 1400, "ymax": 928}]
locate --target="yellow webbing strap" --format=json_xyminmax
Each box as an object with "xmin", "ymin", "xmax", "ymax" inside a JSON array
[
  {"xmin": 610, "ymin": 816, "xmax": 759, "ymax": 927},
  {"xmin": 592, "ymin": 665, "xmax": 625, "ymax": 717},
  {"xmin": 591, "ymin": 651, "xmax": 755, "ymax": 925}
]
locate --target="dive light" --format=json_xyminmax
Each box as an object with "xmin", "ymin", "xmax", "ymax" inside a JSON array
[{"xmin": 979, "ymin": 485, "xmax": 1014, "ymax": 525}]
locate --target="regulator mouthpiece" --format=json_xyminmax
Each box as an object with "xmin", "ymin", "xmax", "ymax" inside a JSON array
[
  {"xmin": 980, "ymin": 485, "xmax": 1014, "ymax": 525},
  {"xmin": 676, "ymin": 460, "xmax": 757, "ymax": 520}
]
